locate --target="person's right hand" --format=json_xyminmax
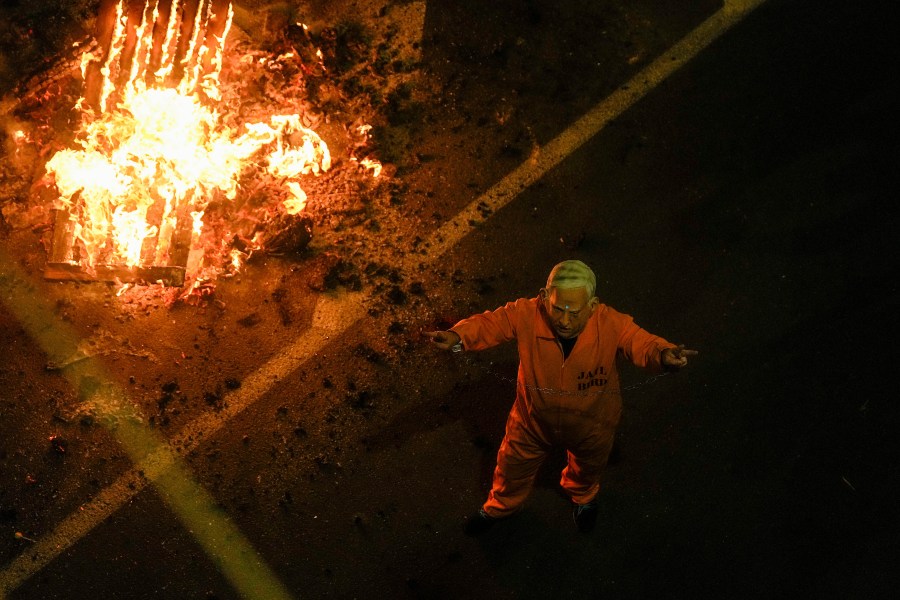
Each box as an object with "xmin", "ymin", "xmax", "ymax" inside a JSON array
[{"xmin": 424, "ymin": 330, "xmax": 461, "ymax": 351}]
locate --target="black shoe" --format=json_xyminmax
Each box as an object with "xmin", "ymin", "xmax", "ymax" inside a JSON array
[
  {"xmin": 573, "ymin": 498, "xmax": 599, "ymax": 533},
  {"xmin": 464, "ymin": 508, "xmax": 497, "ymax": 536}
]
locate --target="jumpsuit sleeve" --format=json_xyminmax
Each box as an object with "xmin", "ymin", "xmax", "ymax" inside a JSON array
[
  {"xmin": 449, "ymin": 299, "xmax": 525, "ymax": 351},
  {"xmin": 614, "ymin": 312, "xmax": 676, "ymax": 372}
]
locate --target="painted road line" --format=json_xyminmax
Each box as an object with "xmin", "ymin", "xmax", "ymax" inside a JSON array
[
  {"xmin": 412, "ymin": 0, "xmax": 768, "ymax": 266},
  {"xmin": 0, "ymin": 286, "xmax": 365, "ymax": 597},
  {"xmin": 0, "ymin": 0, "xmax": 766, "ymax": 594},
  {"xmin": 0, "ymin": 250, "xmax": 295, "ymax": 600}
]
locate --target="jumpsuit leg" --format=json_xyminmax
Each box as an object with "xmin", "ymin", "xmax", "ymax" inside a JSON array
[
  {"xmin": 482, "ymin": 417, "xmax": 547, "ymax": 518},
  {"xmin": 559, "ymin": 424, "xmax": 617, "ymax": 505}
]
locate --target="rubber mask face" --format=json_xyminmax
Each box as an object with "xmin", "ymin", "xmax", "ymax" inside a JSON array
[{"xmin": 542, "ymin": 286, "xmax": 598, "ymax": 339}]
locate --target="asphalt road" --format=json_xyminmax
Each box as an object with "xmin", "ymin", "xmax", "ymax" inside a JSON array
[{"xmin": 1, "ymin": 0, "xmax": 897, "ymax": 598}]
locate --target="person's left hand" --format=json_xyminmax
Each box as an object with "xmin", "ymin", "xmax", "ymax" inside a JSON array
[{"xmin": 661, "ymin": 344, "xmax": 699, "ymax": 369}]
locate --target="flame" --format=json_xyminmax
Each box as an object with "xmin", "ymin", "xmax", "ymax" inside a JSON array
[
  {"xmin": 358, "ymin": 158, "xmax": 382, "ymax": 178},
  {"xmin": 283, "ymin": 183, "xmax": 308, "ymax": 214},
  {"xmin": 352, "ymin": 124, "xmax": 381, "ymax": 177},
  {"xmin": 43, "ymin": 0, "xmax": 330, "ymax": 286}
]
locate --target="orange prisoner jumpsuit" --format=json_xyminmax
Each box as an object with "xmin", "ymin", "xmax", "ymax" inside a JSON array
[{"xmin": 451, "ymin": 297, "xmax": 676, "ymax": 517}]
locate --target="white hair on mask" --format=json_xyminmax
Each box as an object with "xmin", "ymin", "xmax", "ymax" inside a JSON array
[{"xmin": 545, "ymin": 260, "xmax": 597, "ymax": 298}]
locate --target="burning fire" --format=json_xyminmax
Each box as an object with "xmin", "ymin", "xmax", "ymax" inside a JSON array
[{"xmin": 42, "ymin": 0, "xmax": 333, "ymax": 292}]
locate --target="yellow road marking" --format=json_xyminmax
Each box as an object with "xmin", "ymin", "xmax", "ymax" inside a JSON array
[
  {"xmin": 0, "ymin": 253, "xmax": 294, "ymax": 600},
  {"xmin": 0, "ymin": 0, "xmax": 766, "ymax": 595},
  {"xmin": 416, "ymin": 0, "xmax": 768, "ymax": 264}
]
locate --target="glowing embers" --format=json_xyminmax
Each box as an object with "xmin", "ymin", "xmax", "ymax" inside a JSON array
[{"xmin": 42, "ymin": 0, "xmax": 330, "ymax": 288}]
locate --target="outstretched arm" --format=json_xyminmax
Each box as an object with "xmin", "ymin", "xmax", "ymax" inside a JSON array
[
  {"xmin": 660, "ymin": 344, "xmax": 699, "ymax": 370},
  {"xmin": 424, "ymin": 330, "xmax": 462, "ymax": 351}
]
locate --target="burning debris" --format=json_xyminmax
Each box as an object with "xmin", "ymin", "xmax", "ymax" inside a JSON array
[
  {"xmin": 0, "ymin": 0, "xmax": 405, "ymax": 303},
  {"xmin": 41, "ymin": 0, "xmax": 334, "ymax": 293},
  {"xmin": 0, "ymin": 0, "xmax": 439, "ymax": 316}
]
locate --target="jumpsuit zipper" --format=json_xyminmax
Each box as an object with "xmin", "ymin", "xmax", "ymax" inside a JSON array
[{"xmin": 556, "ymin": 338, "xmax": 566, "ymax": 437}]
